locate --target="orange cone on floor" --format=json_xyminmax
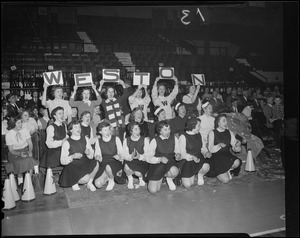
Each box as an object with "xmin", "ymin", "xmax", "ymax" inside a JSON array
[
  {"xmin": 21, "ymin": 172, "xmax": 36, "ymax": 201},
  {"xmin": 245, "ymin": 149, "xmax": 255, "ymax": 172},
  {"xmin": 44, "ymin": 167, "xmax": 56, "ymax": 195},
  {"xmin": 2, "ymin": 178, "xmax": 16, "ymax": 209},
  {"xmin": 9, "ymin": 173, "xmax": 20, "ymax": 201}
]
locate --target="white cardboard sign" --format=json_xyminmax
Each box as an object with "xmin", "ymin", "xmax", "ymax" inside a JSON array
[
  {"xmin": 102, "ymin": 69, "xmax": 120, "ymax": 82},
  {"xmin": 43, "ymin": 70, "xmax": 63, "ymax": 85},
  {"xmin": 191, "ymin": 74, "xmax": 205, "ymax": 85},
  {"xmin": 74, "ymin": 72, "xmax": 93, "ymax": 87},
  {"xmin": 159, "ymin": 67, "xmax": 174, "ymax": 79},
  {"xmin": 133, "ymin": 72, "xmax": 150, "ymax": 86}
]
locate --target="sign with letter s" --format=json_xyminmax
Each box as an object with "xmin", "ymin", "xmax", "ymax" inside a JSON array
[{"xmin": 102, "ymin": 69, "xmax": 120, "ymax": 82}]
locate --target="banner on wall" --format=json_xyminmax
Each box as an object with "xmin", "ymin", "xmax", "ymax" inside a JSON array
[
  {"xmin": 159, "ymin": 67, "xmax": 174, "ymax": 79},
  {"xmin": 74, "ymin": 72, "xmax": 93, "ymax": 87},
  {"xmin": 133, "ymin": 72, "xmax": 150, "ymax": 86},
  {"xmin": 191, "ymin": 74, "xmax": 205, "ymax": 85},
  {"xmin": 102, "ymin": 69, "xmax": 120, "ymax": 82},
  {"xmin": 43, "ymin": 70, "xmax": 63, "ymax": 85}
]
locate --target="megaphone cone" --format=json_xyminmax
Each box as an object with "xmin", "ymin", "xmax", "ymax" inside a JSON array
[
  {"xmin": 245, "ymin": 149, "xmax": 255, "ymax": 172},
  {"xmin": 44, "ymin": 167, "xmax": 56, "ymax": 195},
  {"xmin": 9, "ymin": 173, "xmax": 20, "ymax": 201},
  {"xmin": 21, "ymin": 172, "xmax": 36, "ymax": 201},
  {"xmin": 2, "ymin": 179, "xmax": 16, "ymax": 209}
]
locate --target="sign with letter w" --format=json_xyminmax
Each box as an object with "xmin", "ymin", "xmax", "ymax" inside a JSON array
[{"xmin": 43, "ymin": 71, "xmax": 63, "ymax": 85}]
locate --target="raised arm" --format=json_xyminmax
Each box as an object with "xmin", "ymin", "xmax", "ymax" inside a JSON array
[{"xmin": 41, "ymin": 83, "xmax": 49, "ymax": 107}]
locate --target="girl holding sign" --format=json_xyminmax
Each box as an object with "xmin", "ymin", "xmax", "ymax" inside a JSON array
[
  {"xmin": 182, "ymin": 84, "xmax": 202, "ymax": 117},
  {"xmin": 151, "ymin": 76, "xmax": 179, "ymax": 120},
  {"xmin": 128, "ymin": 84, "xmax": 151, "ymax": 122},
  {"xmin": 123, "ymin": 121, "xmax": 149, "ymax": 189},
  {"xmin": 42, "ymin": 83, "xmax": 72, "ymax": 124},
  {"xmin": 69, "ymin": 84, "xmax": 102, "ymax": 121},
  {"xmin": 146, "ymin": 120, "xmax": 181, "ymax": 193}
]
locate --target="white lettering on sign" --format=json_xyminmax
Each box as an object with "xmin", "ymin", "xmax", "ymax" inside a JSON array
[
  {"xmin": 74, "ymin": 72, "xmax": 93, "ymax": 87},
  {"xmin": 159, "ymin": 67, "xmax": 174, "ymax": 79},
  {"xmin": 43, "ymin": 71, "xmax": 63, "ymax": 85},
  {"xmin": 102, "ymin": 69, "xmax": 120, "ymax": 82},
  {"xmin": 191, "ymin": 74, "xmax": 206, "ymax": 85},
  {"xmin": 181, "ymin": 10, "xmax": 190, "ymax": 25},
  {"xmin": 133, "ymin": 72, "xmax": 150, "ymax": 86}
]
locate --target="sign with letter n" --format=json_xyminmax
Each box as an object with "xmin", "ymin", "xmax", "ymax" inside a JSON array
[
  {"xmin": 102, "ymin": 69, "xmax": 120, "ymax": 82},
  {"xmin": 191, "ymin": 74, "xmax": 205, "ymax": 85},
  {"xmin": 43, "ymin": 70, "xmax": 63, "ymax": 85},
  {"xmin": 133, "ymin": 72, "xmax": 150, "ymax": 86},
  {"xmin": 159, "ymin": 67, "xmax": 174, "ymax": 79},
  {"xmin": 74, "ymin": 72, "xmax": 93, "ymax": 87}
]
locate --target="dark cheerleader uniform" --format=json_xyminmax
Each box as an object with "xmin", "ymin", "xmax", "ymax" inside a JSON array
[
  {"xmin": 183, "ymin": 97, "xmax": 199, "ymax": 118},
  {"xmin": 81, "ymin": 124, "xmax": 91, "ymax": 139},
  {"xmin": 206, "ymin": 129, "xmax": 237, "ymax": 177},
  {"xmin": 180, "ymin": 133, "xmax": 210, "ymax": 178},
  {"xmin": 146, "ymin": 135, "xmax": 178, "ymax": 181},
  {"xmin": 169, "ymin": 115, "xmax": 188, "ymax": 136},
  {"xmin": 39, "ymin": 123, "xmax": 66, "ymax": 168},
  {"xmin": 94, "ymin": 135, "xmax": 123, "ymax": 182},
  {"xmin": 124, "ymin": 136, "xmax": 149, "ymax": 180},
  {"xmin": 59, "ymin": 136, "xmax": 97, "ymax": 187}
]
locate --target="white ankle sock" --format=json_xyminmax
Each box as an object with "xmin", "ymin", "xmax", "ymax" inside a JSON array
[
  {"xmin": 18, "ymin": 177, "xmax": 23, "ymax": 185},
  {"xmin": 127, "ymin": 175, "xmax": 134, "ymax": 189},
  {"xmin": 72, "ymin": 183, "xmax": 80, "ymax": 191},
  {"xmin": 228, "ymin": 170, "xmax": 233, "ymax": 180},
  {"xmin": 139, "ymin": 177, "xmax": 146, "ymax": 186},
  {"xmin": 106, "ymin": 178, "xmax": 115, "ymax": 191},
  {"xmin": 197, "ymin": 173, "xmax": 204, "ymax": 185},
  {"xmin": 166, "ymin": 177, "xmax": 176, "ymax": 191},
  {"xmin": 87, "ymin": 179, "xmax": 96, "ymax": 192}
]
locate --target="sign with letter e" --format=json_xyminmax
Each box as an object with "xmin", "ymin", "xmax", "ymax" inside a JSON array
[
  {"xmin": 191, "ymin": 74, "xmax": 205, "ymax": 86},
  {"xmin": 133, "ymin": 72, "xmax": 150, "ymax": 86},
  {"xmin": 159, "ymin": 67, "xmax": 174, "ymax": 79},
  {"xmin": 102, "ymin": 69, "xmax": 120, "ymax": 82},
  {"xmin": 74, "ymin": 73, "xmax": 93, "ymax": 87},
  {"xmin": 43, "ymin": 70, "xmax": 63, "ymax": 86}
]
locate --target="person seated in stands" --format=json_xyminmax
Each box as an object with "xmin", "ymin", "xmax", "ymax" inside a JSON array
[
  {"xmin": 59, "ymin": 120, "xmax": 99, "ymax": 191},
  {"xmin": 126, "ymin": 107, "xmax": 150, "ymax": 138},
  {"xmin": 270, "ymin": 95, "xmax": 284, "ymax": 149},
  {"xmin": 215, "ymin": 88, "xmax": 224, "ymax": 103},
  {"xmin": 169, "ymin": 102, "xmax": 188, "ymax": 138},
  {"xmin": 128, "ymin": 84, "xmax": 151, "ymax": 122},
  {"xmin": 182, "ymin": 84, "xmax": 201, "ymax": 117},
  {"xmin": 209, "ymin": 90, "xmax": 225, "ymax": 114},
  {"xmin": 225, "ymin": 88, "xmax": 240, "ymax": 109},
  {"xmin": 206, "ymin": 114, "xmax": 242, "ymax": 183},
  {"xmin": 39, "ymin": 106, "xmax": 68, "ymax": 169},
  {"xmin": 98, "ymin": 79, "xmax": 130, "ymax": 140},
  {"xmin": 199, "ymin": 100, "xmax": 215, "ymax": 145},
  {"xmin": 123, "ymin": 121, "xmax": 149, "ymax": 189},
  {"xmin": 151, "ymin": 76, "xmax": 179, "ymax": 120},
  {"xmin": 238, "ymin": 88, "xmax": 250, "ymax": 112},
  {"xmin": 230, "ymin": 98, "xmax": 239, "ymax": 113},
  {"xmin": 42, "ymin": 83, "xmax": 72, "ymax": 124},
  {"xmin": 146, "ymin": 120, "xmax": 181, "ymax": 193},
  {"xmin": 6, "ymin": 93, "xmax": 21, "ymax": 118},
  {"xmin": 262, "ymin": 96, "xmax": 274, "ymax": 129},
  {"xmin": 5, "ymin": 115, "xmax": 38, "ymax": 185},
  {"xmin": 26, "ymin": 90, "xmax": 42, "ymax": 110},
  {"xmin": 93, "ymin": 120, "xmax": 125, "ymax": 191},
  {"xmin": 69, "ymin": 84, "xmax": 102, "ymax": 122},
  {"xmin": 178, "ymin": 117, "xmax": 211, "ymax": 188},
  {"xmin": 71, "ymin": 107, "xmax": 78, "ymax": 122},
  {"xmin": 201, "ymin": 87, "xmax": 212, "ymax": 101},
  {"xmin": 80, "ymin": 111, "xmax": 95, "ymax": 145}
]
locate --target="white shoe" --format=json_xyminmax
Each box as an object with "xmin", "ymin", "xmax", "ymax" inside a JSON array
[
  {"xmin": 139, "ymin": 178, "xmax": 146, "ymax": 187},
  {"xmin": 228, "ymin": 170, "xmax": 233, "ymax": 180},
  {"xmin": 166, "ymin": 177, "xmax": 176, "ymax": 191},
  {"xmin": 106, "ymin": 178, "xmax": 115, "ymax": 191},
  {"xmin": 87, "ymin": 182, "xmax": 96, "ymax": 192},
  {"xmin": 197, "ymin": 175, "xmax": 204, "ymax": 185},
  {"xmin": 127, "ymin": 175, "xmax": 134, "ymax": 189},
  {"xmin": 72, "ymin": 184, "xmax": 80, "ymax": 191}
]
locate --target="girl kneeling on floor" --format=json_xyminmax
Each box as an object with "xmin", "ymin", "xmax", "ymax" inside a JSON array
[
  {"xmin": 93, "ymin": 120, "xmax": 125, "ymax": 191},
  {"xmin": 206, "ymin": 114, "xmax": 242, "ymax": 183},
  {"xmin": 178, "ymin": 117, "xmax": 211, "ymax": 188},
  {"xmin": 146, "ymin": 120, "xmax": 181, "ymax": 193},
  {"xmin": 123, "ymin": 121, "xmax": 149, "ymax": 189},
  {"xmin": 59, "ymin": 120, "xmax": 99, "ymax": 191}
]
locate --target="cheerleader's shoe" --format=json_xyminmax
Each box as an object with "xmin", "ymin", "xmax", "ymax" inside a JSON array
[
  {"xmin": 106, "ymin": 178, "xmax": 115, "ymax": 191},
  {"xmin": 197, "ymin": 175, "xmax": 204, "ymax": 185},
  {"xmin": 87, "ymin": 182, "xmax": 96, "ymax": 192},
  {"xmin": 228, "ymin": 170, "xmax": 233, "ymax": 180},
  {"xmin": 166, "ymin": 177, "xmax": 176, "ymax": 191},
  {"xmin": 127, "ymin": 175, "xmax": 134, "ymax": 189},
  {"xmin": 72, "ymin": 184, "xmax": 80, "ymax": 191},
  {"xmin": 139, "ymin": 178, "xmax": 146, "ymax": 186}
]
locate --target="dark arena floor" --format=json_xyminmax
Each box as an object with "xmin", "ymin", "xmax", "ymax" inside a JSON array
[{"xmin": 2, "ymin": 142, "xmax": 287, "ymax": 237}]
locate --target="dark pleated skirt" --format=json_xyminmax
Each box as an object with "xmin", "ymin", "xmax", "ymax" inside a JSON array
[
  {"xmin": 205, "ymin": 150, "xmax": 236, "ymax": 177},
  {"xmin": 39, "ymin": 146, "xmax": 61, "ymax": 168},
  {"xmin": 125, "ymin": 160, "xmax": 149, "ymax": 180},
  {"xmin": 94, "ymin": 158, "xmax": 124, "ymax": 182},
  {"xmin": 58, "ymin": 157, "xmax": 97, "ymax": 187},
  {"xmin": 8, "ymin": 148, "xmax": 38, "ymax": 174},
  {"xmin": 146, "ymin": 158, "xmax": 178, "ymax": 181},
  {"xmin": 180, "ymin": 157, "xmax": 210, "ymax": 178}
]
